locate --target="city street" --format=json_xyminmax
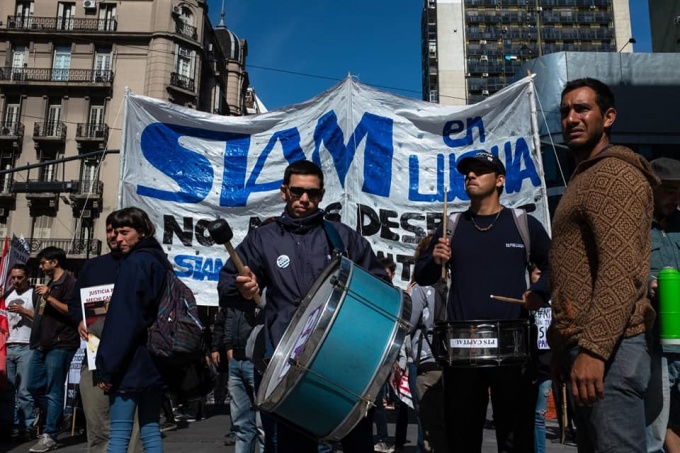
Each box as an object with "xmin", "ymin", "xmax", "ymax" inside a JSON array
[{"xmin": 2, "ymin": 402, "xmax": 577, "ymax": 452}]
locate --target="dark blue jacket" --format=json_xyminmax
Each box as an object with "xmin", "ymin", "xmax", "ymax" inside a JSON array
[
  {"xmin": 96, "ymin": 236, "xmax": 166, "ymax": 392},
  {"xmin": 218, "ymin": 209, "xmax": 389, "ymax": 348},
  {"xmin": 68, "ymin": 252, "xmax": 121, "ymax": 326}
]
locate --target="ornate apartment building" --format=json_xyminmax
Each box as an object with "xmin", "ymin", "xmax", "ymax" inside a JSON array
[
  {"xmin": 0, "ymin": 0, "xmax": 253, "ymax": 269},
  {"xmin": 422, "ymin": 0, "xmax": 634, "ymax": 105}
]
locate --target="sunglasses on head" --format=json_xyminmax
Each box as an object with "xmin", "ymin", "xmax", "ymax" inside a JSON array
[{"xmin": 286, "ymin": 186, "xmax": 323, "ymax": 200}]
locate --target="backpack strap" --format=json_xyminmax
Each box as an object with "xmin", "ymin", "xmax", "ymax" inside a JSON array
[
  {"xmin": 322, "ymin": 220, "xmax": 347, "ymax": 258},
  {"xmin": 510, "ymin": 208, "xmax": 531, "ymax": 265}
]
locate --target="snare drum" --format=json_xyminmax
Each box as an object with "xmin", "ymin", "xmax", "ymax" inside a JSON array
[
  {"xmin": 256, "ymin": 256, "xmax": 407, "ymax": 441},
  {"xmin": 433, "ymin": 320, "xmax": 530, "ymax": 367}
]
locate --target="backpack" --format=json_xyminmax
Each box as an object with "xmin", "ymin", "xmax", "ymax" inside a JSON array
[{"xmin": 145, "ymin": 254, "xmax": 205, "ymax": 360}]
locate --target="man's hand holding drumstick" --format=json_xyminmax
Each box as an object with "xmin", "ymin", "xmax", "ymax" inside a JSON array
[{"xmin": 235, "ymin": 266, "xmax": 261, "ymax": 301}]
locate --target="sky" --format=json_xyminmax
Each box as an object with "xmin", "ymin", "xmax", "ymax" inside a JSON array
[{"xmin": 207, "ymin": 0, "xmax": 652, "ymax": 111}]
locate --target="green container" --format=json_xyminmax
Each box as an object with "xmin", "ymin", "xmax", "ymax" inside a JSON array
[{"xmin": 659, "ymin": 267, "xmax": 680, "ymax": 345}]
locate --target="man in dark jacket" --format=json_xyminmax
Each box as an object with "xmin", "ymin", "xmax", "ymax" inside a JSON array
[
  {"xmin": 218, "ymin": 160, "xmax": 389, "ymax": 453},
  {"xmin": 27, "ymin": 246, "xmax": 78, "ymax": 452}
]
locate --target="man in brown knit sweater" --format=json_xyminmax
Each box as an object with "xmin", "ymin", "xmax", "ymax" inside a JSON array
[{"xmin": 549, "ymin": 78, "xmax": 659, "ymax": 452}]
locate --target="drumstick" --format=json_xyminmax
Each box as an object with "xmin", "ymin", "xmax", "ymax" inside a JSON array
[
  {"xmin": 561, "ymin": 383, "xmax": 568, "ymax": 444},
  {"xmin": 441, "ymin": 186, "xmax": 448, "ymax": 281},
  {"xmin": 489, "ymin": 294, "xmax": 525, "ymax": 305}
]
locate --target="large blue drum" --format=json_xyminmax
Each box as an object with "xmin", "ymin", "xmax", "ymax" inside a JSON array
[{"xmin": 256, "ymin": 256, "xmax": 407, "ymax": 441}]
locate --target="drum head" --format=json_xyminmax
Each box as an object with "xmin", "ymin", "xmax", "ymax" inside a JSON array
[{"xmin": 257, "ymin": 257, "xmax": 345, "ymax": 406}]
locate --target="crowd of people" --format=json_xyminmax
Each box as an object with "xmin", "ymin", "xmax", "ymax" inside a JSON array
[{"xmin": 0, "ymin": 76, "xmax": 678, "ymax": 453}]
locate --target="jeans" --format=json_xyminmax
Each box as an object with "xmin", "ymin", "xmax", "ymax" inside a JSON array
[
  {"xmin": 228, "ymin": 357, "xmax": 263, "ymax": 453},
  {"xmin": 374, "ymin": 381, "xmax": 389, "ymax": 442},
  {"xmin": 108, "ymin": 390, "xmax": 163, "ymax": 453},
  {"xmin": 564, "ymin": 333, "xmax": 650, "ymax": 453},
  {"xmin": 27, "ymin": 348, "xmax": 76, "ymax": 436},
  {"xmin": 645, "ymin": 348, "xmax": 671, "ymax": 453},
  {"xmin": 534, "ymin": 372, "xmax": 552, "ymax": 453},
  {"xmin": 0, "ymin": 344, "xmax": 35, "ymax": 430}
]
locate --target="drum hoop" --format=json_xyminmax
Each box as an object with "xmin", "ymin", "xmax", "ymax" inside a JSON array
[{"xmin": 256, "ymin": 256, "xmax": 348, "ymax": 412}]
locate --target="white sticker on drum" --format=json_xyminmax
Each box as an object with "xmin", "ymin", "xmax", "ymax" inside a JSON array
[
  {"xmin": 277, "ymin": 255, "xmax": 290, "ymax": 268},
  {"xmin": 450, "ymin": 338, "xmax": 498, "ymax": 348},
  {"xmin": 278, "ymin": 305, "xmax": 323, "ymax": 381}
]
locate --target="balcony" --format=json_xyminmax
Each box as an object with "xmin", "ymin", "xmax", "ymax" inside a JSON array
[
  {"xmin": 0, "ymin": 174, "xmax": 16, "ymax": 205},
  {"xmin": 175, "ymin": 22, "xmax": 198, "ymax": 40},
  {"xmin": 25, "ymin": 238, "xmax": 102, "ymax": 259},
  {"xmin": 0, "ymin": 121, "xmax": 24, "ymax": 150},
  {"xmin": 170, "ymin": 72, "xmax": 195, "ymax": 92},
  {"xmin": 75, "ymin": 123, "xmax": 109, "ymax": 149},
  {"xmin": 33, "ymin": 122, "xmax": 66, "ymax": 144},
  {"xmin": 72, "ymin": 179, "xmax": 103, "ymax": 201},
  {"xmin": 0, "ymin": 68, "xmax": 114, "ymax": 86},
  {"xmin": 6, "ymin": 15, "xmax": 117, "ymax": 32}
]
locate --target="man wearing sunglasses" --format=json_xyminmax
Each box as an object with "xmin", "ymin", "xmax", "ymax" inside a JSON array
[{"xmin": 218, "ymin": 159, "xmax": 389, "ymax": 453}]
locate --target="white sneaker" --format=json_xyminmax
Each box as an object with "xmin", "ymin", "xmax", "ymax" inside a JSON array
[
  {"xmin": 29, "ymin": 433, "xmax": 57, "ymax": 452},
  {"xmin": 374, "ymin": 441, "xmax": 394, "ymax": 452}
]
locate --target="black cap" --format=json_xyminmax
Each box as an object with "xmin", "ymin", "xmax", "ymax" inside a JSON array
[
  {"xmin": 456, "ymin": 152, "xmax": 506, "ymax": 176},
  {"xmin": 650, "ymin": 157, "xmax": 680, "ymax": 181}
]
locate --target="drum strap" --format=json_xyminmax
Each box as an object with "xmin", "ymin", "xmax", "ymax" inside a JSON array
[{"xmin": 322, "ymin": 220, "xmax": 347, "ymax": 257}]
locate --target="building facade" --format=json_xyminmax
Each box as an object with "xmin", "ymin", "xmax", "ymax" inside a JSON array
[
  {"xmin": 648, "ymin": 0, "xmax": 680, "ymax": 52},
  {"xmin": 422, "ymin": 0, "xmax": 634, "ymax": 106},
  {"xmin": 0, "ymin": 0, "xmax": 250, "ymax": 271}
]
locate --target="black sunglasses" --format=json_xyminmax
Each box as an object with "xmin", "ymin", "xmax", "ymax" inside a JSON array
[{"xmin": 286, "ymin": 186, "xmax": 323, "ymax": 200}]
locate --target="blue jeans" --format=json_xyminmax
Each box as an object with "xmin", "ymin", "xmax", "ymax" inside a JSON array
[
  {"xmin": 534, "ymin": 372, "xmax": 552, "ymax": 453},
  {"xmin": 228, "ymin": 357, "xmax": 263, "ymax": 453},
  {"xmin": 564, "ymin": 333, "xmax": 650, "ymax": 453},
  {"xmin": 108, "ymin": 390, "xmax": 163, "ymax": 453},
  {"xmin": 374, "ymin": 381, "xmax": 389, "ymax": 442},
  {"xmin": 0, "ymin": 344, "xmax": 35, "ymax": 430},
  {"xmin": 27, "ymin": 348, "xmax": 76, "ymax": 436}
]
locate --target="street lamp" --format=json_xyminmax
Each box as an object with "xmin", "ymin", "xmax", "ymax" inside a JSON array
[{"xmin": 618, "ymin": 37, "xmax": 636, "ymax": 53}]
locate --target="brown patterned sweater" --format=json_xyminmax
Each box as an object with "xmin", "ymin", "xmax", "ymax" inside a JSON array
[{"xmin": 548, "ymin": 145, "xmax": 659, "ymax": 360}]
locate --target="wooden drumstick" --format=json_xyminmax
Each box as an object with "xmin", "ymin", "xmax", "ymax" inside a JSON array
[
  {"xmin": 208, "ymin": 219, "xmax": 261, "ymax": 305},
  {"xmin": 490, "ymin": 294, "xmax": 525, "ymax": 305},
  {"xmin": 441, "ymin": 186, "xmax": 448, "ymax": 281}
]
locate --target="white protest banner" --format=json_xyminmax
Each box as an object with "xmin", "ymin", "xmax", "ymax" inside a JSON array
[{"xmin": 121, "ymin": 76, "xmax": 547, "ymax": 305}]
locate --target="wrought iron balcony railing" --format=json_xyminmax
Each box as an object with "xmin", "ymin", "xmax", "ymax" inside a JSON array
[
  {"xmin": 25, "ymin": 238, "xmax": 102, "ymax": 258},
  {"xmin": 170, "ymin": 72, "xmax": 195, "ymax": 92},
  {"xmin": 33, "ymin": 121, "xmax": 67, "ymax": 140},
  {"xmin": 6, "ymin": 15, "xmax": 117, "ymax": 32},
  {"xmin": 175, "ymin": 21, "xmax": 198, "ymax": 40},
  {"xmin": 76, "ymin": 179, "xmax": 103, "ymax": 195},
  {"xmin": 76, "ymin": 123, "xmax": 109, "ymax": 141},
  {"xmin": 0, "ymin": 67, "xmax": 114, "ymax": 83},
  {"xmin": 0, "ymin": 121, "xmax": 24, "ymax": 138}
]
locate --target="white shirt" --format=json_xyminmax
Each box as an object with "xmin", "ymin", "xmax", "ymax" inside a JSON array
[{"xmin": 6, "ymin": 288, "xmax": 34, "ymax": 344}]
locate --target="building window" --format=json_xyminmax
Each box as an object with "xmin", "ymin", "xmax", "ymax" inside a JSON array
[
  {"xmin": 3, "ymin": 100, "xmax": 21, "ymax": 135},
  {"xmin": 33, "ymin": 216, "xmax": 53, "ymax": 239},
  {"xmin": 0, "ymin": 151, "xmax": 15, "ymax": 193},
  {"xmin": 87, "ymin": 102, "xmax": 105, "ymax": 137},
  {"xmin": 11, "ymin": 46, "xmax": 27, "ymax": 81},
  {"xmin": 176, "ymin": 45, "xmax": 195, "ymax": 79},
  {"xmin": 98, "ymin": 3, "xmax": 117, "ymax": 31},
  {"xmin": 15, "ymin": 1, "xmax": 34, "ymax": 28},
  {"xmin": 213, "ymin": 85, "xmax": 222, "ymax": 114},
  {"xmin": 57, "ymin": 3, "xmax": 76, "ymax": 31},
  {"xmin": 46, "ymin": 99, "xmax": 62, "ymax": 137},
  {"xmin": 80, "ymin": 157, "xmax": 100, "ymax": 193},
  {"xmin": 52, "ymin": 46, "xmax": 71, "ymax": 81},
  {"xmin": 93, "ymin": 48, "xmax": 112, "ymax": 81}
]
